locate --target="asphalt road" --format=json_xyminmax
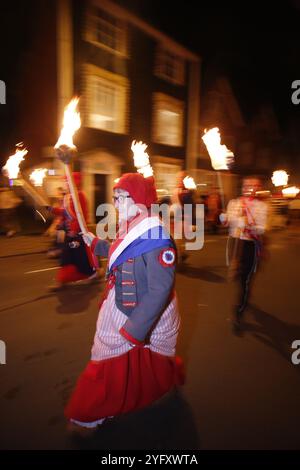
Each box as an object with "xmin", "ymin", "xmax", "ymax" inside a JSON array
[{"xmin": 0, "ymin": 229, "xmax": 300, "ymax": 450}]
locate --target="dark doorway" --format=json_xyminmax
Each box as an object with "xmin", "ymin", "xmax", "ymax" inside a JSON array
[{"xmin": 94, "ymin": 173, "xmax": 107, "ymax": 222}]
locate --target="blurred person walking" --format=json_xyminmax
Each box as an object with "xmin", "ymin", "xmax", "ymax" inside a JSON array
[
  {"xmin": 45, "ymin": 173, "xmax": 98, "ymax": 290},
  {"xmin": 0, "ymin": 185, "xmax": 22, "ymax": 237},
  {"xmin": 206, "ymin": 186, "xmax": 222, "ymax": 234},
  {"xmin": 171, "ymin": 171, "xmax": 195, "ymax": 265},
  {"xmin": 220, "ymin": 177, "xmax": 268, "ymax": 331}
]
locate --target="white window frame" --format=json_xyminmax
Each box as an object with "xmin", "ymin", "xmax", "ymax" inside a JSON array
[
  {"xmin": 152, "ymin": 93, "xmax": 184, "ymax": 147},
  {"xmin": 82, "ymin": 64, "xmax": 129, "ymax": 134},
  {"xmin": 155, "ymin": 46, "xmax": 185, "ymax": 85},
  {"xmin": 85, "ymin": 5, "xmax": 128, "ymax": 57}
]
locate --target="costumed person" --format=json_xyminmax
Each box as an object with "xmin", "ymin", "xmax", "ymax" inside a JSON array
[
  {"xmin": 46, "ymin": 172, "xmax": 98, "ymax": 290},
  {"xmin": 171, "ymin": 171, "xmax": 194, "ymax": 265},
  {"xmin": 206, "ymin": 186, "xmax": 222, "ymax": 234},
  {"xmin": 0, "ymin": 185, "xmax": 22, "ymax": 237},
  {"xmin": 220, "ymin": 177, "xmax": 268, "ymax": 331},
  {"xmin": 65, "ymin": 172, "xmax": 184, "ymax": 436},
  {"xmin": 45, "ymin": 186, "xmax": 66, "ymax": 258}
]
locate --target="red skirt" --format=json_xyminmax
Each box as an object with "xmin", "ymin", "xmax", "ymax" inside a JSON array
[
  {"xmin": 56, "ymin": 265, "xmax": 90, "ymax": 284},
  {"xmin": 65, "ymin": 347, "xmax": 184, "ymax": 423}
]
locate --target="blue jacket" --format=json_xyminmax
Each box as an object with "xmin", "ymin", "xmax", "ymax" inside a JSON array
[{"xmin": 91, "ymin": 238, "xmax": 176, "ymax": 343}]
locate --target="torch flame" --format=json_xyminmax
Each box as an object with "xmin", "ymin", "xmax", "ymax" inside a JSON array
[
  {"xmin": 202, "ymin": 127, "xmax": 234, "ymax": 170},
  {"xmin": 29, "ymin": 168, "xmax": 48, "ymax": 187},
  {"xmin": 131, "ymin": 140, "xmax": 153, "ymax": 177},
  {"xmin": 271, "ymin": 170, "xmax": 289, "ymax": 187},
  {"xmin": 282, "ymin": 186, "xmax": 299, "ymax": 198},
  {"xmin": 55, "ymin": 97, "xmax": 81, "ymax": 149},
  {"xmin": 2, "ymin": 145, "xmax": 28, "ymax": 179},
  {"xmin": 183, "ymin": 176, "xmax": 196, "ymax": 190}
]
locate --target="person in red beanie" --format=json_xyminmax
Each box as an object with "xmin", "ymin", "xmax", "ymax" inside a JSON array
[
  {"xmin": 65, "ymin": 172, "xmax": 184, "ymax": 436},
  {"xmin": 46, "ymin": 172, "xmax": 98, "ymax": 291}
]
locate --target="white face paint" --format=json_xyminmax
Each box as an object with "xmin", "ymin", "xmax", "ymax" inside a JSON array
[{"xmin": 113, "ymin": 189, "xmax": 140, "ymax": 221}]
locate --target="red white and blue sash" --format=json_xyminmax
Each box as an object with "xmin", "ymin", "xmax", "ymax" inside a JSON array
[{"xmin": 108, "ymin": 213, "xmax": 172, "ymax": 271}]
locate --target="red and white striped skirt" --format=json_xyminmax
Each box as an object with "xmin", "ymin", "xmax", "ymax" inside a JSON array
[{"xmin": 65, "ymin": 287, "xmax": 184, "ymax": 427}]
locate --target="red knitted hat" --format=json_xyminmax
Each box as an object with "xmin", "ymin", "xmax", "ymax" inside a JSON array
[{"xmin": 113, "ymin": 173, "xmax": 157, "ymax": 208}]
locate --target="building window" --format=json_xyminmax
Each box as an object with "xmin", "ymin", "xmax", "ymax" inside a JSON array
[
  {"xmin": 83, "ymin": 65, "xmax": 129, "ymax": 134},
  {"xmin": 86, "ymin": 6, "xmax": 127, "ymax": 56},
  {"xmin": 154, "ymin": 162, "xmax": 183, "ymax": 195},
  {"xmin": 153, "ymin": 93, "xmax": 184, "ymax": 147},
  {"xmin": 155, "ymin": 46, "xmax": 185, "ymax": 85}
]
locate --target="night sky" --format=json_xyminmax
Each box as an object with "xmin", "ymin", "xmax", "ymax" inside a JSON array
[
  {"xmin": 118, "ymin": 0, "xmax": 300, "ymax": 128},
  {"xmin": 0, "ymin": 0, "xmax": 300, "ymax": 165}
]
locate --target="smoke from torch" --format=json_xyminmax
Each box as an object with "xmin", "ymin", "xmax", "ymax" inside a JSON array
[{"xmin": 131, "ymin": 140, "xmax": 153, "ymax": 177}]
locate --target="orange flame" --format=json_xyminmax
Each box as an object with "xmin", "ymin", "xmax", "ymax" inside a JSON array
[
  {"xmin": 55, "ymin": 97, "xmax": 81, "ymax": 149},
  {"xmin": 29, "ymin": 168, "xmax": 48, "ymax": 187},
  {"xmin": 271, "ymin": 170, "xmax": 289, "ymax": 187},
  {"xmin": 202, "ymin": 127, "xmax": 234, "ymax": 170},
  {"xmin": 183, "ymin": 176, "xmax": 196, "ymax": 189},
  {"xmin": 282, "ymin": 186, "xmax": 299, "ymax": 197},
  {"xmin": 131, "ymin": 140, "xmax": 153, "ymax": 177},
  {"xmin": 2, "ymin": 145, "xmax": 28, "ymax": 179}
]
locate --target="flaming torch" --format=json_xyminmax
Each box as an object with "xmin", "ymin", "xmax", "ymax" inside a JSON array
[
  {"xmin": 271, "ymin": 170, "xmax": 289, "ymax": 187},
  {"xmin": 54, "ymin": 97, "xmax": 88, "ymax": 235},
  {"xmin": 183, "ymin": 176, "xmax": 196, "ymax": 190},
  {"xmin": 202, "ymin": 127, "xmax": 234, "ymax": 210},
  {"xmin": 282, "ymin": 186, "xmax": 300, "ymax": 198},
  {"xmin": 29, "ymin": 168, "xmax": 48, "ymax": 187},
  {"xmin": 2, "ymin": 145, "xmax": 48, "ymax": 206},
  {"xmin": 131, "ymin": 140, "xmax": 153, "ymax": 178},
  {"xmin": 2, "ymin": 144, "xmax": 27, "ymax": 180}
]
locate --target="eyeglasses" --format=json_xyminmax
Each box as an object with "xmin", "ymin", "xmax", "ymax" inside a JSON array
[{"xmin": 112, "ymin": 195, "xmax": 131, "ymax": 204}]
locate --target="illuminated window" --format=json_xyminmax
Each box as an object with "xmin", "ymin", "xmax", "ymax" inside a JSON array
[
  {"xmin": 153, "ymin": 93, "xmax": 184, "ymax": 146},
  {"xmin": 83, "ymin": 65, "xmax": 129, "ymax": 134},
  {"xmin": 155, "ymin": 46, "xmax": 185, "ymax": 85},
  {"xmin": 86, "ymin": 7, "xmax": 127, "ymax": 56},
  {"xmin": 154, "ymin": 162, "xmax": 182, "ymax": 194}
]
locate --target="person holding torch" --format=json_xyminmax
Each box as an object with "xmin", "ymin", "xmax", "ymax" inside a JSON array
[
  {"xmin": 220, "ymin": 177, "xmax": 268, "ymax": 332},
  {"xmin": 64, "ymin": 172, "xmax": 183, "ymax": 436},
  {"xmin": 45, "ymin": 172, "xmax": 98, "ymax": 290},
  {"xmin": 55, "ymin": 130, "xmax": 184, "ymax": 436}
]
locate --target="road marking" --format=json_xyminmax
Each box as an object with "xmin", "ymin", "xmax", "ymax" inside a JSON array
[
  {"xmin": 25, "ymin": 267, "xmax": 59, "ymax": 274},
  {"xmin": 205, "ymin": 237, "xmax": 228, "ymax": 243}
]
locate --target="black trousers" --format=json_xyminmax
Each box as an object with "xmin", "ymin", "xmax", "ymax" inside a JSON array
[
  {"xmin": 61, "ymin": 235, "xmax": 95, "ymax": 276},
  {"xmin": 236, "ymin": 239, "xmax": 257, "ymax": 316}
]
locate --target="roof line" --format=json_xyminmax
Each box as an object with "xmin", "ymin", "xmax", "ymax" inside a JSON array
[{"xmin": 92, "ymin": 0, "xmax": 200, "ymax": 62}]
